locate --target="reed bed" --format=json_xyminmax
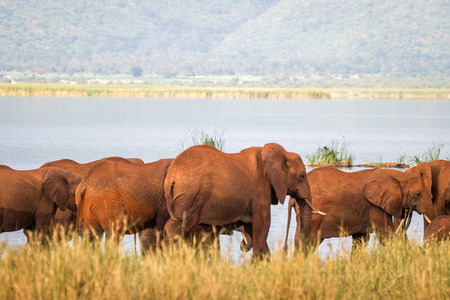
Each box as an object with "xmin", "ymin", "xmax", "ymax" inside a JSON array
[
  {"xmin": 1, "ymin": 231, "xmax": 449, "ymax": 299},
  {"xmin": 0, "ymin": 83, "xmax": 330, "ymax": 99},
  {"xmin": 329, "ymin": 88, "xmax": 450, "ymax": 100},
  {"xmin": 1, "ymin": 84, "xmax": 447, "ymax": 100}
]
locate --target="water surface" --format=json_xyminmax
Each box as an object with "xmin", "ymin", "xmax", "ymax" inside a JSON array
[{"xmin": 1, "ymin": 97, "xmax": 449, "ymax": 259}]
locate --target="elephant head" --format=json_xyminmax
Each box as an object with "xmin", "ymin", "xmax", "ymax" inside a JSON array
[
  {"xmin": 364, "ymin": 166, "xmax": 434, "ymax": 227},
  {"xmin": 261, "ymin": 143, "xmax": 311, "ymax": 205},
  {"xmin": 43, "ymin": 167, "xmax": 82, "ymax": 212},
  {"xmin": 261, "ymin": 144, "xmax": 324, "ymax": 252},
  {"xmin": 429, "ymin": 160, "xmax": 450, "ymax": 217}
]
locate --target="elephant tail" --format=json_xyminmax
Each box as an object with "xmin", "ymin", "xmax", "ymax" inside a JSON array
[
  {"xmin": 75, "ymin": 183, "xmax": 87, "ymax": 233},
  {"xmin": 283, "ymin": 197, "xmax": 297, "ymax": 251},
  {"xmin": 165, "ymin": 180, "xmax": 202, "ymax": 235},
  {"xmin": 165, "ymin": 180, "xmax": 176, "ymax": 219}
]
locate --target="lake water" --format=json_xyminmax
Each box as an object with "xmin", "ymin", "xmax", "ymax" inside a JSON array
[{"xmin": 1, "ymin": 96, "xmax": 449, "ymax": 260}]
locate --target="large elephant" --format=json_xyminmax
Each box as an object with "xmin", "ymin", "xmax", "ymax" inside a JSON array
[
  {"xmin": 75, "ymin": 157, "xmax": 252, "ymax": 252},
  {"xmin": 40, "ymin": 157, "xmax": 145, "ymax": 238},
  {"xmin": 76, "ymin": 157, "xmax": 173, "ymax": 245},
  {"xmin": 0, "ymin": 165, "xmax": 82, "ymax": 244},
  {"xmin": 426, "ymin": 160, "xmax": 450, "ymax": 223},
  {"xmin": 285, "ymin": 163, "xmax": 434, "ymax": 250},
  {"xmin": 424, "ymin": 215, "xmax": 450, "ymax": 242},
  {"xmin": 163, "ymin": 143, "xmax": 319, "ymax": 258}
]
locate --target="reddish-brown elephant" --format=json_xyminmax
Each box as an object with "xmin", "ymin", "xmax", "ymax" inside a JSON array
[
  {"xmin": 40, "ymin": 157, "xmax": 145, "ymax": 243},
  {"xmin": 285, "ymin": 163, "xmax": 434, "ymax": 250},
  {"xmin": 76, "ymin": 157, "xmax": 172, "ymax": 245},
  {"xmin": 424, "ymin": 215, "xmax": 450, "ymax": 243},
  {"xmin": 163, "ymin": 143, "xmax": 319, "ymax": 258},
  {"xmin": 75, "ymin": 157, "xmax": 252, "ymax": 253},
  {"xmin": 419, "ymin": 160, "xmax": 450, "ymax": 241},
  {"xmin": 427, "ymin": 160, "xmax": 450, "ymax": 221},
  {"xmin": 0, "ymin": 165, "xmax": 82, "ymax": 244}
]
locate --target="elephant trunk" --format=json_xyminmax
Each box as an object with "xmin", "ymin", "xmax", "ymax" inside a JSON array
[
  {"xmin": 294, "ymin": 198, "xmax": 312, "ymax": 253},
  {"xmin": 283, "ymin": 197, "xmax": 297, "ymax": 251}
]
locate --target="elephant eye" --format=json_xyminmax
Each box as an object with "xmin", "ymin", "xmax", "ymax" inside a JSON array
[
  {"xmin": 301, "ymin": 173, "xmax": 305, "ymax": 179},
  {"xmin": 416, "ymin": 192, "xmax": 421, "ymax": 197}
]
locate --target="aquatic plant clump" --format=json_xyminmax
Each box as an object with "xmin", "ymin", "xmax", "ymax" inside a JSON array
[
  {"xmin": 307, "ymin": 138, "xmax": 354, "ymax": 167},
  {"xmin": 190, "ymin": 129, "xmax": 226, "ymax": 151},
  {"xmin": 414, "ymin": 140, "xmax": 446, "ymax": 164},
  {"xmin": 179, "ymin": 128, "xmax": 226, "ymax": 152}
]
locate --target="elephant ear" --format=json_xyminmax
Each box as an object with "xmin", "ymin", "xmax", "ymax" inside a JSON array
[
  {"xmin": 364, "ymin": 170, "xmax": 403, "ymax": 219},
  {"xmin": 261, "ymin": 143, "xmax": 288, "ymax": 205},
  {"xmin": 410, "ymin": 162, "xmax": 433, "ymax": 196},
  {"xmin": 442, "ymin": 182, "xmax": 450, "ymax": 207},
  {"xmin": 43, "ymin": 167, "xmax": 70, "ymax": 211}
]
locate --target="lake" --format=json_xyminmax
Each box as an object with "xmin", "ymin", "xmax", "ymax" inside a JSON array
[{"xmin": 1, "ymin": 96, "xmax": 449, "ymax": 260}]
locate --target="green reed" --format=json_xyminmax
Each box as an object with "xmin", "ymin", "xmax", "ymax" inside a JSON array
[
  {"xmin": 306, "ymin": 138, "xmax": 354, "ymax": 167},
  {"xmin": 179, "ymin": 128, "xmax": 226, "ymax": 152},
  {"xmin": 413, "ymin": 140, "xmax": 446, "ymax": 164}
]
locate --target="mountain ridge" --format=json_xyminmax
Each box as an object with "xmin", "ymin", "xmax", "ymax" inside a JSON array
[{"xmin": 0, "ymin": 0, "xmax": 448, "ymax": 79}]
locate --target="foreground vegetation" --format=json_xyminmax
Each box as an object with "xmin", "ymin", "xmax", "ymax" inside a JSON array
[
  {"xmin": 0, "ymin": 232, "xmax": 449, "ymax": 299},
  {"xmin": 1, "ymin": 83, "xmax": 449, "ymax": 99}
]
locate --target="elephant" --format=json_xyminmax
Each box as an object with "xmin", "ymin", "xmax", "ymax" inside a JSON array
[
  {"xmin": 76, "ymin": 157, "xmax": 173, "ymax": 246},
  {"xmin": 75, "ymin": 157, "xmax": 252, "ymax": 253},
  {"xmin": 39, "ymin": 157, "xmax": 145, "ymax": 239},
  {"xmin": 426, "ymin": 160, "xmax": 450, "ymax": 225},
  {"xmin": 0, "ymin": 165, "xmax": 82, "ymax": 245},
  {"xmin": 424, "ymin": 215, "xmax": 450, "ymax": 243},
  {"xmin": 163, "ymin": 143, "xmax": 320, "ymax": 258},
  {"xmin": 284, "ymin": 163, "xmax": 434, "ymax": 251}
]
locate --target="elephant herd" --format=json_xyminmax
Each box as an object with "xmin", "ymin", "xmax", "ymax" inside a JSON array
[{"xmin": 0, "ymin": 143, "xmax": 449, "ymax": 259}]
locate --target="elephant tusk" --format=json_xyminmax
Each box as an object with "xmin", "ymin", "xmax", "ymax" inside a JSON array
[
  {"xmin": 241, "ymin": 231, "xmax": 248, "ymax": 245},
  {"xmin": 304, "ymin": 198, "xmax": 326, "ymax": 216},
  {"xmin": 424, "ymin": 214, "xmax": 432, "ymax": 224},
  {"xmin": 395, "ymin": 218, "xmax": 406, "ymax": 234},
  {"xmin": 403, "ymin": 208, "xmax": 413, "ymax": 231}
]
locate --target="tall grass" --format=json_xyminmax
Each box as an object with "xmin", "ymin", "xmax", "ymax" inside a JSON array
[
  {"xmin": 180, "ymin": 128, "xmax": 226, "ymax": 152},
  {"xmin": 1, "ymin": 231, "xmax": 449, "ymax": 299},
  {"xmin": 414, "ymin": 140, "xmax": 446, "ymax": 164},
  {"xmin": 306, "ymin": 138, "xmax": 354, "ymax": 167},
  {"xmin": 0, "ymin": 83, "xmax": 331, "ymax": 99},
  {"xmin": 328, "ymin": 88, "xmax": 450, "ymax": 100}
]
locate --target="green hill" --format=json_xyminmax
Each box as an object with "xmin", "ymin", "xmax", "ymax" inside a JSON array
[{"xmin": 0, "ymin": 0, "xmax": 448, "ymax": 80}]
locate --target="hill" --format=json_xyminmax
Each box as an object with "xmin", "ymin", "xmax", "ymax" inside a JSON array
[{"xmin": 0, "ymin": 0, "xmax": 448, "ymax": 81}]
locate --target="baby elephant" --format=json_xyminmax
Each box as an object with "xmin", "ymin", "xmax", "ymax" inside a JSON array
[{"xmin": 424, "ymin": 215, "xmax": 450, "ymax": 243}]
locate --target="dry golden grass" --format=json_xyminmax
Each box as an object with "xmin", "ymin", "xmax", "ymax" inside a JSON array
[
  {"xmin": 1, "ymin": 83, "xmax": 449, "ymax": 99},
  {"xmin": 0, "ymin": 231, "xmax": 449, "ymax": 299}
]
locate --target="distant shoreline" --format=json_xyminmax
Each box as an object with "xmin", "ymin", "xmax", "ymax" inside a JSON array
[{"xmin": 0, "ymin": 83, "xmax": 449, "ymax": 100}]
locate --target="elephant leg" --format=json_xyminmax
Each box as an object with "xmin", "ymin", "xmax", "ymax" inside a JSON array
[
  {"xmin": 139, "ymin": 228, "xmax": 159, "ymax": 255},
  {"xmin": 164, "ymin": 218, "xmax": 184, "ymax": 244},
  {"xmin": 105, "ymin": 230, "xmax": 124, "ymax": 249},
  {"xmin": 36, "ymin": 217, "xmax": 54, "ymax": 246},
  {"xmin": 186, "ymin": 224, "xmax": 218, "ymax": 251},
  {"xmin": 352, "ymin": 233, "xmax": 369, "ymax": 250},
  {"xmin": 251, "ymin": 205, "xmax": 271, "ymax": 259},
  {"xmin": 370, "ymin": 208, "xmax": 394, "ymax": 244},
  {"xmin": 24, "ymin": 226, "xmax": 34, "ymax": 244}
]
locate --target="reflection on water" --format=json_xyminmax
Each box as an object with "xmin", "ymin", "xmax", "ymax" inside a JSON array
[{"xmin": 0, "ymin": 97, "xmax": 449, "ymax": 259}]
